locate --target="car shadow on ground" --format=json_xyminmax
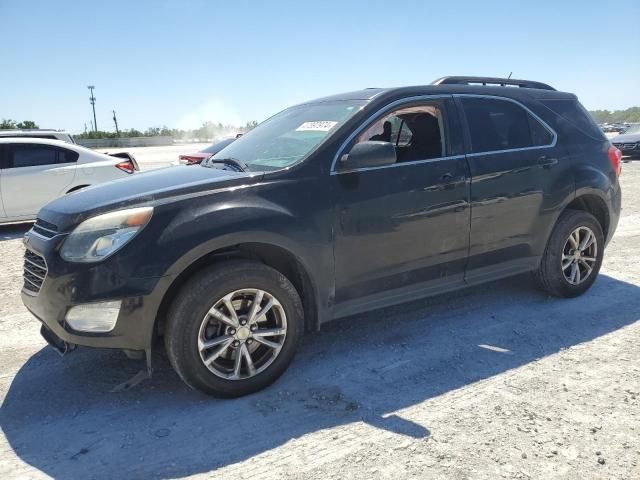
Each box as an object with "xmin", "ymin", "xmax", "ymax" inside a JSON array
[
  {"xmin": 0, "ymin": 223, "xmax": 31, "ymax": 241},
  {"xmin": 2, "ymin": 273, "xmax": 639, "ymax": 478}
]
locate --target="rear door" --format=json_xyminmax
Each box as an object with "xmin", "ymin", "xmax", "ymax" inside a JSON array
[
  {"xmin": 0, "ymin": 144, "xmax": 78, "ymax": 218},
  {"xmin": 457, "ymin": 95, "xmax": 570, "ymax": 281}
]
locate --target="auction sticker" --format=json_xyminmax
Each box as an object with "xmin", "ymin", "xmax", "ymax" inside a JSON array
[{"xmin": 296, "ymin": 121, "xmax": 338, "ymax": 132}]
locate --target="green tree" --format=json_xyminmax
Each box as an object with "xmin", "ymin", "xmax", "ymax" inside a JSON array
[
  {"xmin": 16, "ymin": 120, "xmax": 39, "ymax": 129},
  {"xmin": 244, "ymin": 120, "xmax": 258, "ymax": 131},
  {"xmin": 589, "ymin": 107, "xmax": 640, "ymax": 123},
  {"xmin": 0, "ymin": 119, "xmax": 17, "ymax": 129},
  {"xmin": 144, "ymin": 127, "xmax": 161, "ymax": 136}
]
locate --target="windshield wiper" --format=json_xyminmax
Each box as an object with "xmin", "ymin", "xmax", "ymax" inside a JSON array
[{"xmin": 203, "ymin": 157, "xmax": 249, "ymax": 172}]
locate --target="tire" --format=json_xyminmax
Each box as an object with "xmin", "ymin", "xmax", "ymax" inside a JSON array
[
  {"xmin": 534, "ymin": 209, "xmax": 604, "ymax": 298},
  {"xmin": 164, "ymin": 260, "xmax": 304, "ymax": 397}
]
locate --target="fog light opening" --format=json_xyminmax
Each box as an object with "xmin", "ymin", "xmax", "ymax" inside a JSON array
[{"xmin": 65, "ymin": 301, "xmax": 122, "ymax": 333}]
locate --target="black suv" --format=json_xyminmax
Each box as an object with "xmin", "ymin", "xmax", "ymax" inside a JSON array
[{"xmin": 22, "ymin": 76, "xmax": 622, "ymax": 397}]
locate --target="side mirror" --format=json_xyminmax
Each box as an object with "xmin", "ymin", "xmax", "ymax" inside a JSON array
[{"xmin": 338, "ymin": 141, "xmax": 396, "ymax": 172}]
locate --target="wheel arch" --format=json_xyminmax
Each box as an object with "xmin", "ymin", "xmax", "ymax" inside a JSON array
[
  {"xmin": 154, "ymin": 242, "xmax": 320, "ymax": 339},
  {"xmin": 66, "ymin": 184, "xmax": 90, "ymax": 194},
  {"xmin": 564, "ymin": 193, "xmax": 610, "ymax": 239}
]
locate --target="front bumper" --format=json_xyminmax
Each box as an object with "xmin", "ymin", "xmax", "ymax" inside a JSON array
[
  {"xmin": 21, "ymin": 229, "xmax": 174, "ymax": 352},
  {"xmin": 613, "ymin": 143, "xmax": 640, "ymax": 157}
]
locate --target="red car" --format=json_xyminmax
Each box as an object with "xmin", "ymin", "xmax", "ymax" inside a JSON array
[{"xmin": 178, "ymin": 137, "xmax": 237, "ymax": 165}]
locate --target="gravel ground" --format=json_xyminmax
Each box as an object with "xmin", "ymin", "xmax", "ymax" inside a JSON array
[{"xmin": 0, "ymin": 152, "xmax": 638, "ymax": 479}]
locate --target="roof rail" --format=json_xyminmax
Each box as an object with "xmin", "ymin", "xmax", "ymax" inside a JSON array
[{"xmin": 432, "ymin": 76, "xmax": 556, "ymax": 91}]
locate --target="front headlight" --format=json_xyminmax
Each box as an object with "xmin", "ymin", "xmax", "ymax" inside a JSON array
[{"xmin": 60, "ymin": 207, "xmax": 153, "ymax": 263}]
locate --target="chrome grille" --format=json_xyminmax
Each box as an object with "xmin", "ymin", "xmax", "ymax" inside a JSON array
[
  {"xmin": 32, "ymin": 218, "xmax": 58, "ymax": 238},
  {"xmin": 23, "ymin": 249, "xmax": 47, "ymax": 295},
  {"xmin": 614, "ymin": 142, "xmax": 638, "ymax": 150}
]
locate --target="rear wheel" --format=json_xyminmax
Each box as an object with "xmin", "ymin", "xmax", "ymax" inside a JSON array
[
  {"xmin": 535, "ymin": 210, "xmax": 604, "ymax": 297},
  {"xmin": 164, "ymin": 261, "xmax": 303, "ymax": 397}
]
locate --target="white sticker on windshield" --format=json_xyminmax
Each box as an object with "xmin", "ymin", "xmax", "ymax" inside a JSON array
[{"xmin": 296, "ymin": 121, "xmax": 338, "ymax": 132}]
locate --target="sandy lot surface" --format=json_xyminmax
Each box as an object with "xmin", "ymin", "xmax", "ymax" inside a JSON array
[{"xmin": 0, "ymin": 152, "xmax": 638, "ymax": 479}]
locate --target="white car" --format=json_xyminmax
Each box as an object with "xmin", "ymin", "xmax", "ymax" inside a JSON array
[
  {"xmin": 0, "ymin": 129, "xmax": 76, "ymax": 144},
  {"xmin": 0, "ymin": 138, "xmax": 138, "ymax": 224}
]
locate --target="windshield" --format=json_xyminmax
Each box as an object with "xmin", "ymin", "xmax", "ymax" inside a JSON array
[
  {"xmin": 210, "ymin": 100, "xmax": 365, "ymax": 171},
  {"xmin": 622, "ymin": 124, "xmax": 640, "ymax": 135}
]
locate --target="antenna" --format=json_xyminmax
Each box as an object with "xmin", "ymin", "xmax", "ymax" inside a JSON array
[{"xmin": 507, "ymin": 72, "xmax": 513, "ymax": 79}]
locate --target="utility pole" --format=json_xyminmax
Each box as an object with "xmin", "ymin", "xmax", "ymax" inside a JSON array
[
  {"xmin": 87, "ymin": 85, "xmax": 97, "ymax": 132},
  {"xmin": 112, "ymin": 110, "xmax": 120, "ymax": 136}
]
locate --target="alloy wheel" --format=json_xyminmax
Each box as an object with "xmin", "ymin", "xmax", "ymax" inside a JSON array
[
  {"xmin": 561, "ymin": 226, "xmax": 598, "ymax": 285},
  {"xmin": 197, "ymin": 289, "xmax": 287, "ymax": 380}
]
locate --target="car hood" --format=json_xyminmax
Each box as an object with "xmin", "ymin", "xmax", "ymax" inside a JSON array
[
  {"xmin": 612, "ymin": 132, "xmax": 640, "ymax": 143},
  {"xmin": 39, "ymin": 165, "xmax": 263, "ymax": 231}
]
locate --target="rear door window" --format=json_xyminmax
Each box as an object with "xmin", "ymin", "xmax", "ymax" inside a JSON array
[
  {"xmin": 461, "ymin": 97, "xmax": 553, "ymax": 153},
  {"xmin": 59, "ymin": 148, "xmax": 79, "ymax": 163},
  {"xmin": 0, "ymin": 145, "xmax": 7, "ymax": 169},
  {"xmin": 8, "ymin": 145, "xmax": 78, "ymax": 168}
]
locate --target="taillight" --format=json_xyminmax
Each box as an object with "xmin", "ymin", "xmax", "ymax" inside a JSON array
[
  {"xmin": 115, "ymin": 160, "xmax": 135, "ymax": 174},
  {"xmin": 608, "ymin": 145, "xmax": 622, "ymax": 177},
  {"xmin": 179, "ymin": 155, "xmax": 207, "ymax": 164}
]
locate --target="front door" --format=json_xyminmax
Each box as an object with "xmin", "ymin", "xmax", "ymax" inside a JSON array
[{"xmin": 332, "ymin": 98, "xmax": 470, "ymax": 316}]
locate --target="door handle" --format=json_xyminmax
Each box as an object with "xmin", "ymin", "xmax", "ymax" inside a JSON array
[
  {"xmin": 537, "ymin": 155, "xmax": 558, "ymax": 168},
  {"xmin": 440, "ymin": 172, "xmax": 454, "ymax": 182}
]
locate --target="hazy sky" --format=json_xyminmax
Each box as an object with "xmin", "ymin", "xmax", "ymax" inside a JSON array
[{"xmin": 1, "ymin": 0, "xmax": 638, "ymax": 133}]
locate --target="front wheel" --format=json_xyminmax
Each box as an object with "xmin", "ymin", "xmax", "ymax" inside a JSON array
[
  {"xmin": 535, "ymin": 209, "xmax": 604, "ymax": 298},
  {"xmin": 164, "ymin": 261, "xmax": 304, "ymax": 397}
]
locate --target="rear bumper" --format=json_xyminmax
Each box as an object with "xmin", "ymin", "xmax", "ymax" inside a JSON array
[{"xmin": 606, "ymin": 182, "xmax": 622, "ymax": 246}]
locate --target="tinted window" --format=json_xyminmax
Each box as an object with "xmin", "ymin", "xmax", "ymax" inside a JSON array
[
  {"xmin": 461, "ymin": 98, "xmax": 553, "ymax": 153},
  {"xmin": 9, "ymin": 145, "xmax": 78, "ymax": 168},
  {"xmin": 59, "ymin": 148, "xmax": 79, "ymax": 163},
  {"xmin": 0, "ymin": 134, "xmax": 57, "ymax": 140},
  {"xmin": 528, "ymin": 115, "xmax": 554, "ymax": 146},
  {"xmin": 541, "ymin": 99, "xmax": 605, "ymax": 141},
  {"xmin": 356, "ymin": 104, "xmax": 445, "ymax": 162}
]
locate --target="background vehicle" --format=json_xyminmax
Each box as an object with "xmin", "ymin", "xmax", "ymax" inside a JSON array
[
  {"xmin": 22, "ymin": 76, "xmax": 621, "ymax": 397},
  {"xmin": 0, "ymin": 138, "xmax": 138, "ymax": 224},
  {"xmin": 0, "ymin": 129, "xmax": 76, "ymax": 144},
  {"xmin": 612, "ymin": 124, "xmax": 640, "ymax": 158},
  {"xmin": 178, "ymin": 138, "xmax": 235, "ymax": 164}
]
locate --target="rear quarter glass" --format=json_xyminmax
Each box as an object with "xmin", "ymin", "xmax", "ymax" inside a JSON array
[{"xmin": 540, "ymin": 99, "xmax": 605, "ymax": 141}]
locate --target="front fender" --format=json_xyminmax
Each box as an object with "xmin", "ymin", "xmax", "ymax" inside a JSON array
[{"xmin": 144, "ymin": 193, "xmax": 334, "ymax": 331}]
